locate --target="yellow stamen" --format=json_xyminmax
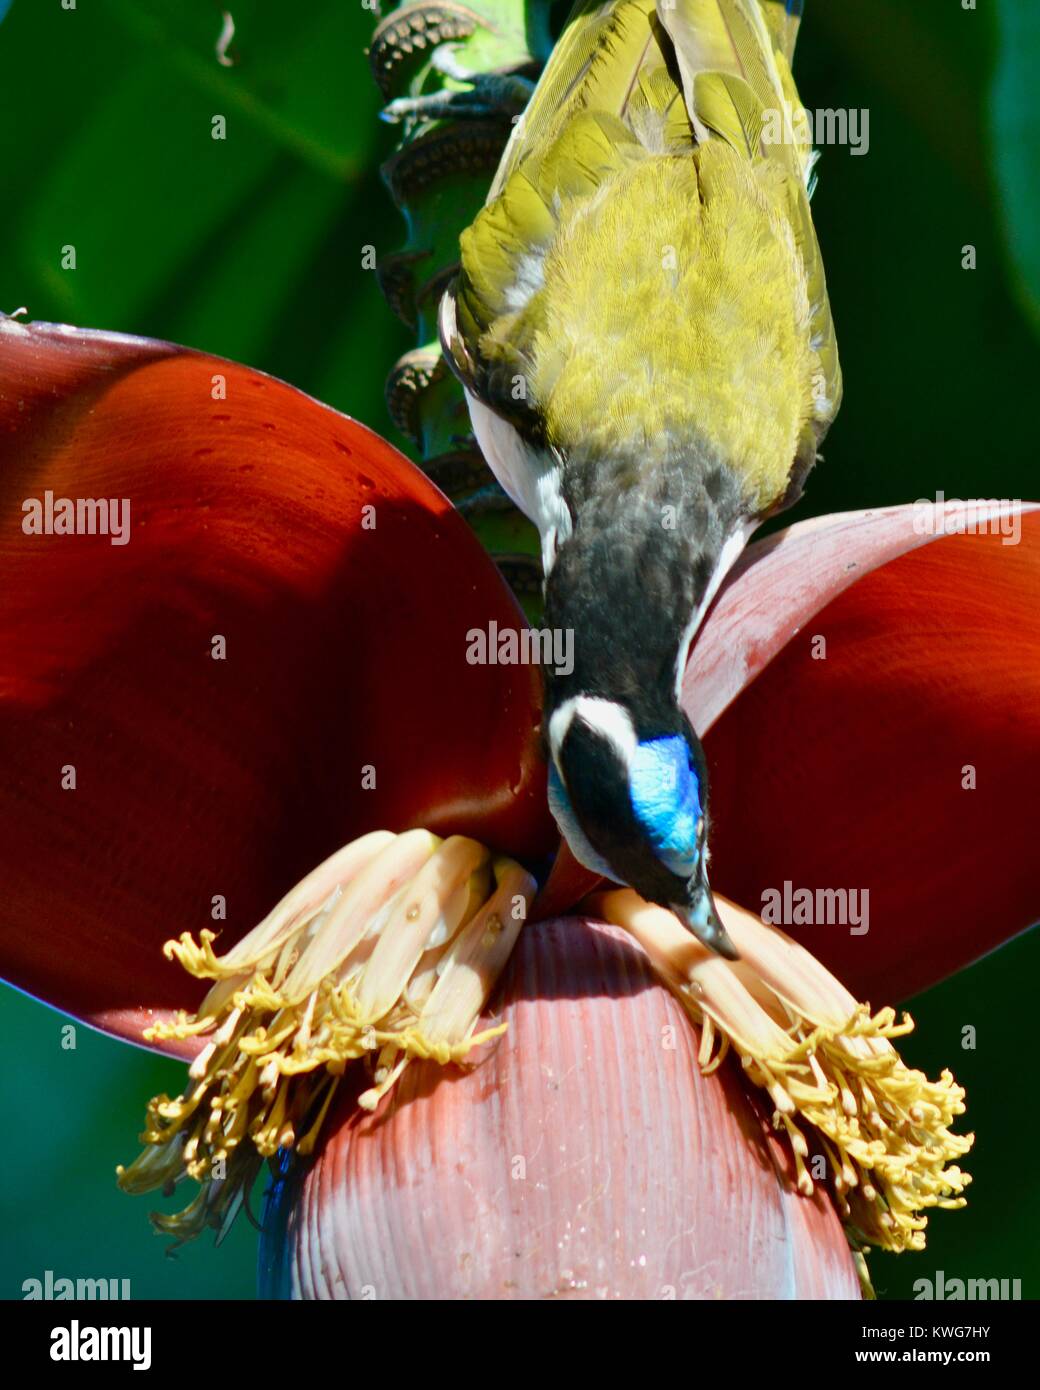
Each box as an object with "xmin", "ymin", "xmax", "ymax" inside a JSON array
[
  {"xmin": 117, "ymin": 832, "xmax": 536, "ymax": 1247},
  {"xmin": 592, "ymin": 888, "xmax": 973, "ymax": 1267}
]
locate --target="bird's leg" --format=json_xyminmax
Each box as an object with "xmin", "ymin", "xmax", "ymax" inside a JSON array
[{"xmin": 381, "ymin": 42, "xmax": 535, "ymax": 126}]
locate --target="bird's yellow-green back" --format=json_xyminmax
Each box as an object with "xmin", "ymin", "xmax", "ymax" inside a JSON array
[{"xmin": 442, "ymin": 0, "xmax": 840, "ymax": 520}]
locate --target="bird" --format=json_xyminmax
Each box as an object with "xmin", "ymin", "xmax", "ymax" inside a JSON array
[{"xmin": 439, "ymin": 0, "xmax": 840, "ymax": 958}]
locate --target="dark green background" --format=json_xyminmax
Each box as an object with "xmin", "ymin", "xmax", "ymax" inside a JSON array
[{"xmin": 0, "ymin": 0, "xmax": 1036, "ymax": 1300}]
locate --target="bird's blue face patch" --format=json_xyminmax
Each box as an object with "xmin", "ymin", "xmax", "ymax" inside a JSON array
[{"xmin": 627, "ymin": 736, "xmax": 702, "ymax": 880}]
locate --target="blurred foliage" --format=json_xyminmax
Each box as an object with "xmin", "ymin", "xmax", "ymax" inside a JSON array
[
  {"xmin": 0, "ymin": 0, "xmax": 405, "ymax": 429},
  {"xmin": 0, "ymin": 987, "xmax": 258, "ymax": 1299},
  {"xmin": 992, "ymin": 0, "xmax": 1040, "ymax": 331},
  {"xmin": 0, "ymin": 0, "xmax": 1037, "ymax": 1301}
]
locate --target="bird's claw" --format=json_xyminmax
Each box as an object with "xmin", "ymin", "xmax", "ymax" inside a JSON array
[{"xmin": 380, "ymin": 43, "xmax": 534, "ymax": 126}]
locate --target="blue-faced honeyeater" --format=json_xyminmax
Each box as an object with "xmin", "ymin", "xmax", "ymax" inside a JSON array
[{"xmin": 440, "ymin": 0, "xmax": 840, "ymax": 957}]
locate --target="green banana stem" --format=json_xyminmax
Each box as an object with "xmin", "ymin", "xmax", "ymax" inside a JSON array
[{"xmin": 369, "ymin": 0, "xmax": 552, "ymax": 598}]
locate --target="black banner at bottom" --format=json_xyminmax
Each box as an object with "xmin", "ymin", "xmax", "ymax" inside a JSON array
[{"xmin": 0, "ymin": 1296, "xmax": 1031, "ymax": 1372}]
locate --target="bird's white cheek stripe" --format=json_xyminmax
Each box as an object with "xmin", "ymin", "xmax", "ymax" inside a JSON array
[
  {"xmin": 548, "ymin": 695, "xmax": 637, "ymax": 769},
  {"xmin": 463, "ymin": 389, "xmax": 571, "ymax": 576},
  {"xmin": 673, "ymin": 521, "xmax": 757, "ymax": 698}
]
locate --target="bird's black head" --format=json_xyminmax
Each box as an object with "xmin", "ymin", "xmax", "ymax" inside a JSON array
[{"xmin": 547, "ymin": 695, "xmax": 737, "ymax": 958}]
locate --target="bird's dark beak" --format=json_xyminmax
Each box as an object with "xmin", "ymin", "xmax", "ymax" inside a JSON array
[{"xmin": 671, "ymin": 876, "xmax": 739, "ymax": 960}]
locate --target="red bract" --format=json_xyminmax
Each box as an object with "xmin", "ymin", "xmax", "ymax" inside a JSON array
[
  {"xmin": 0, "ymin": 321, "xmax": 553, "ymax": 1049},
  {"xmin": 698, "ymin": 508, "xmax": 1040, "ymax": 1001}
]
